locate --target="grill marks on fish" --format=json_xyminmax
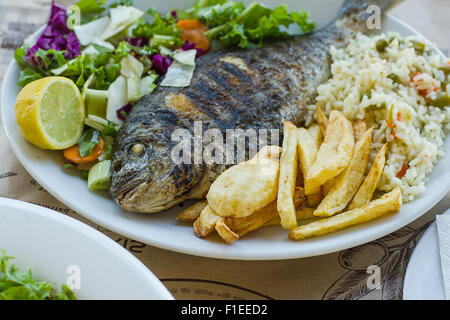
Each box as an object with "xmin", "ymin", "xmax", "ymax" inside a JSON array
[{"xmin": 111, "ymin": 0, "xmax": 397, "ymax": 213}]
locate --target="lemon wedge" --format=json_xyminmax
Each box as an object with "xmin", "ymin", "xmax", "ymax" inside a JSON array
[{"xmin": 15, "ymin": 77, "xmax": 85, "ymax": 150}]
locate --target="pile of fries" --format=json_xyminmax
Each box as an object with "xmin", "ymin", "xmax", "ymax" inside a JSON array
[{"xmin": 178, "ymin": 107, "xmax": 402, "ymax": 244}]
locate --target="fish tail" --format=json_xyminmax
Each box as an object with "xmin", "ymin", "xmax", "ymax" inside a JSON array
[{"xmin": 337, "ymin": 0, "xmax": 403, "ymax": 31}]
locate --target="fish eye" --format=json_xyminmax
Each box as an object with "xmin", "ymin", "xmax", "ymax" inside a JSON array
[{"xmin": 129, "ymin": 143, "xmax": 145, "ymax": 156}]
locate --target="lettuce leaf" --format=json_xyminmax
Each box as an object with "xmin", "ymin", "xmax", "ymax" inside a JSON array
[
  {"xmin": 131, "ymin": 8, "xmax": 182, "ymax": 49},
  {"xmin": 0, "ymin": 251, "xmax": 76, "ymax": 300},
  {"xmin": 75, "ymin": 0, "xmax": 106, "ymax": 13},
  {"xmin": 194, "ymin": 1, "xmax": 316, "ymax": 48},
  {"xmin": 77, "ymin": 128, "xmax": 101, "ymax": 157}
]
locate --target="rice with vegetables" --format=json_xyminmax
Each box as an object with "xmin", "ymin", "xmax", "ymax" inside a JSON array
[{"xmin": 307, "ymin": 32, "xmax": 450, "ymax": 202}]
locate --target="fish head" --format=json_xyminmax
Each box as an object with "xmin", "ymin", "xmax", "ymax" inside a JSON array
[{"xmin": 110, "ymin": 125, "xmax": 205, "ymax": 213}]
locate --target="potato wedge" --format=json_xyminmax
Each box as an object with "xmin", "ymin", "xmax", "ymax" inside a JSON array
[
  {"xmin": 297, "ymin": 128, "xmax": 321, "ymax": 204},
  {"xmin": 193, "ymin": 205, "xmax": 220, "ymax": 238},
  {"xmin": 353, "ymin": 120, "xmax": 367, "ymax": 141},
  {"xmin": 316, "ymin": 105, "xmax": 328, "ymax": 136},
  {"xmin": 177, "ymin": 200, "xmax": 208, "ymax": 222},
  {"xmin": 297, "ymin": 128, "xmax": 317, "ymax": 175},
  {"xmin": 307, "ymin": 124, "xmax": 323, "ymax": 150},
  {"xmin": 207, "ymin": 146, "xmax": 281, "ymax": 218},
  {"xmin": 348, "ymin": 144, "xmax": 387, "ymax": 211},
  {"xmin": 304, "ymin": 110, "xmax": 355, "ymax": 195},
  {"xmin": 314, "ymin": 128, "xmax": 373, "ymax": 217},
  {"xmin": 215, "ymin": 218, "xmax": 240, "ymax": 244},
  {"xmin": 264, "ymin": 207, "xmax": 316, "ymax": 227},
  {"xmin": 277, "ymin": 122, "xmax": 299, "ymax": 229},
  {"xmin": 289, "ymin": 187, "xmax": 402, "ymax": 241},
  {"xmin": 224, "ymin": 202, "xmax": 279, "ymax": 236}
]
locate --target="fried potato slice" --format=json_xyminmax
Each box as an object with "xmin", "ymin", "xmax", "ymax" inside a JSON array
[
  {"xmin": 316, "ymin": 105, "xmax": 328, "ymax": 136},
  {"xmin": 348, "ymin": 144, "xmax": 387, "ymax": 211},
  {"xmin": 215, "ymin": 218, "xmax": 240, "ymax": 244},
  {"xmin": 193, "ymin": 205, "xmax": 220, "ymax": 238},
  {"xmin": 223, "ymin": 188, "xmax": 307, "ymax": 237},
  {"xmin": 224, "ymin": 202, "xmax": 279, "ymax": 236},
  {"xmin": 304, "ymin": 111, "xmax": 355, "ymax": 195},
  {"xmin": 353, "ymin": 120, "xmax": 367, "ymax": 141},
  {"xmin": 177, "ymin": 200, "xmax": 208, "ymax": 222},
  {"xmin": 314, "ymin": 128, "xmax": 373, "ymax": 217},
  {"xmin": 277, "ymin": 122, "xmax": 299, "ymax": 229},
  {"xmin": 297, "ymin": 127, "xmax": 322, "ymax": 205},
  {"xmin": 264, "ymin": 207, "xmax": 316, "ymax": 227},
  {"xmin": 207, "ymin": 146, "xmax": 281, "ymax": 218},
  {"xmin": 289, "ymin": 187, "xmax": 402, "ymax": 241},
  {"xmin": 297, "ymin": 128, "xmax": 317, "ymax": 174},
  {"xmin": 307, "ymin": 124, "xmax": 323, "ymax": 150}
]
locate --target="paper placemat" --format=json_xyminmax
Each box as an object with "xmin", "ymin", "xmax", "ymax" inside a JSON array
[{"xmin": 0, "ymin": 0, "xmax": 449, "ymax": 300}]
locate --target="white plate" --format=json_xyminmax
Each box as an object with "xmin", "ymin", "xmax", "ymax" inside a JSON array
[
  {"xmin": 1, "ymin": 0, "xmax": 449, "ymax": 260},
  {"xmin": 403, "ymin": 210, "xmax": 450, "ymax": 300},
  {"xmin": 0, "ymin": 197, "xmax": 173, "ymax": 299}
]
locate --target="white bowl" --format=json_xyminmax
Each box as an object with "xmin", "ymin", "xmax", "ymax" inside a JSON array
[{"xmin": 0, "ymin": 197, "xmax": 173, "ymax": 299}]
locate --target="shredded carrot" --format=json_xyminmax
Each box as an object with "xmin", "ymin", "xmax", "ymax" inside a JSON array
[
  {"xmin": 387, "ymin": 120, "xmax": 396, "ymax": 129},
  {"xmin": 63, "ymin": 137, "xmax": 104, "ymax": 164},
  {"xmin": 397, "ymin": 112, "xmax": 401, "ymax": 121},
  {"xmin": 392, "ymin": 132, "xmax": 399, "ymax": 140},
  {"xmin": 177, "ymin": 20, "xmax": 210, "ymax": 51},
  {"xmin": 396, "ymin": 163, "xmax": 409, "ymax": 178}
]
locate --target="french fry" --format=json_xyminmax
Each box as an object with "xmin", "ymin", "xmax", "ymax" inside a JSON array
[
  {"xmin": 193, "ymin": 205, "xmax": 220, "ymax": 238},
  {"xmin": 348, "ymin": 144, "xmax": 387, "ymax": 211},
  {"xmin": 307, "ymin": 124, "xmax": 323, "ymax": 150},
  {"xmin": 305, "ymin": 111, "xmax": 355, "ymax": 195},
  {"xmin": 297, "ymin": 127, "xmax": 322, "ymax": 205},
  {"xmin": 207, "ymin": 146, "xmax": 281, "ymax": 218},
  {"xmin": 177, "ymin": 200, "xmax": 208, "ymax": 222},
  {"xmin": 264, "ymin": 207, "xmax": 316, "ymax": 227},
  {"xmin": 289, "ymin": 187, "xmax": 402, "ymax": 241},
  {"xmin": 353, "ymin": 120, "xmax": 367, "ymax": 141},
  {"xmin": 224, "ymin": 202, "xmax": 279, "ymax": 236},
  {"xmin": 314, "ymin": 128, "xmax": 373, "ymax": 217},
  {"xmin": 316, "ymin": 104, "xmax": 328, "ymax": 136},
  {"xmin": 297, "ymin": 128, "xmax": 318, "ymax": 190},
  {"xmin": 215, "ymin": 218, "xmax": 240, "ymax": 244},
  {"xmin": 277, "ymin": 122, "xmax": 299, "ymax": 229}
]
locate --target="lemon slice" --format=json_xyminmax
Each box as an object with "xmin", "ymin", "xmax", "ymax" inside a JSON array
[{"xmin": 15, "ymin": 77, "xmax": 85, "ymax": 150}]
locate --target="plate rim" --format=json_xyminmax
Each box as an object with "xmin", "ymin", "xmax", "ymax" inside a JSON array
[
  {"xmin": 0, "ymin": 197, "xmax": 174, "ymax": 299},
  {"xmin": 1, "ymin": 14, "xmax": 450, "ymax": 261}
]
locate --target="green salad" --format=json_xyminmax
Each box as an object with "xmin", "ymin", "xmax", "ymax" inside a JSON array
[{"xmin": 14, "ymin": 0, "xmax": 315, "ymax": 191}]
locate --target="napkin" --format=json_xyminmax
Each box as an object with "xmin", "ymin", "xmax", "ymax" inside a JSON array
[{"xmin": 436, "ymin": 210, "xmax": 450, "ymax": 300}]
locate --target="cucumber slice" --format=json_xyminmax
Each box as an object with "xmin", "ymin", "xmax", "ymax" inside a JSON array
[
  {"xmin": 85, "ymin": 89, "xmax": 108, "ymax": 118},
  {"xmin": 85, "ymin": 115, "xmax": 109, "ymax": 131},
  {"xmin": 88, "ymin": 160, "xmax": 111, "ymax": 191}
]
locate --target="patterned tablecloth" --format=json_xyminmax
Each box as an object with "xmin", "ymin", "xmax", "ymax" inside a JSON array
[{"xmin": 0, "ymin": 0, "xmax": 449, "ymax": 300}]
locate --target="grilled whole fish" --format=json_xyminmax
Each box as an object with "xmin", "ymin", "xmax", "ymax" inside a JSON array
[{"xmin": 111, "ymin": 0, "xmax": 397, "ymax": 213}]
